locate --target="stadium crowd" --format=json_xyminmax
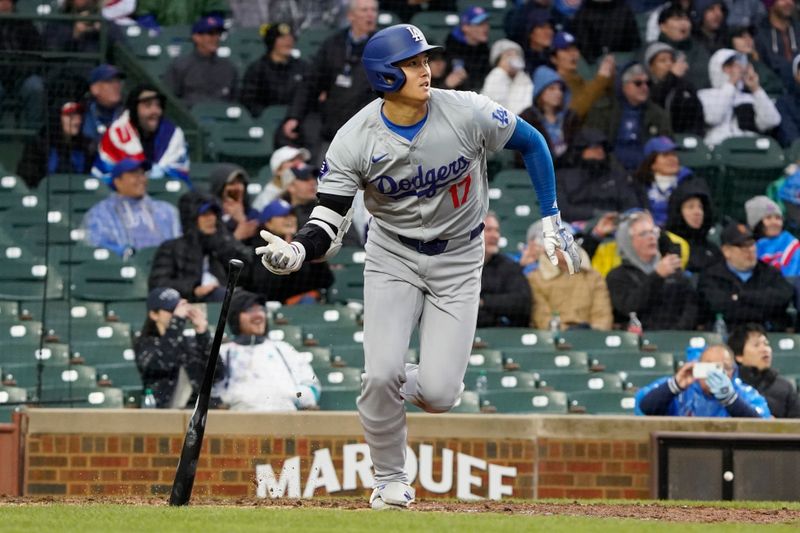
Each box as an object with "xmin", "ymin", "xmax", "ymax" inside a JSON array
[{"xmin": 3, "ymin": 0, "xmax": 800, "ymax": 415}]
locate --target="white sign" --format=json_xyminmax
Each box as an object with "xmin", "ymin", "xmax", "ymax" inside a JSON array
[{"xmin": 255, "ymin": 443, "xmax": 516, "ymax": 500}]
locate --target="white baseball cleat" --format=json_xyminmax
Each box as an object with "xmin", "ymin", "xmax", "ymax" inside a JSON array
[{"xmin": 369, "ymin": 481, "xmax": 415, "ymax": 510}]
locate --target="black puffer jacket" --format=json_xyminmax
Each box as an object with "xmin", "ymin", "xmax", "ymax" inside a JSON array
[
  {"xmin": 148, "ymin": 191, "xmax": 251, "ymax": 301},
  {"xmin": 738, "ymin": 365, "xmax": 800, "ymax": 418},
  {"xmin": 665, "ymin": 178, "xmax": 723, "ymax": 274},
  {"xmin": 478, "ymin": 253, "xmax": 532, "ymax": 328}
]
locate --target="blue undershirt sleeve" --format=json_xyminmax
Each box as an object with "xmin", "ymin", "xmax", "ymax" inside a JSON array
[{"xmin": 503, "ymin": 117, "xmax": 558, "ymax": 217}]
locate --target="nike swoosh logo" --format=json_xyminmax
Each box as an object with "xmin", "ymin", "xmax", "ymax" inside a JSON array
[{"xmin": 371, "ymin": 153, "xmax": 389, "ymax": 163}]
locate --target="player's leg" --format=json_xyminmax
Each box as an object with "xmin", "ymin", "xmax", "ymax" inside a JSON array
[{"xmin": 358, "ymin": 256, "xmax": 424, "ymax": 486}]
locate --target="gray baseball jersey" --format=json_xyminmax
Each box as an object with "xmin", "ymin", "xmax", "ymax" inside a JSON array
[
  {"xmin": 318, "ymin": 88, "xmax": 517, "ymax": 240},
  {"xmin": 319, "ymin": 89, "xmax": 519, "ymax": 486}
]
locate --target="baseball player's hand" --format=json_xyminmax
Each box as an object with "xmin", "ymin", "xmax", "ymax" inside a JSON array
[
  {"xmin": 255, "ymin": 230, "xmax": 305, "ymax": 275},
  {"xmin": 542, "ymin": 212, "xmax": 581, "ymax": 275}
]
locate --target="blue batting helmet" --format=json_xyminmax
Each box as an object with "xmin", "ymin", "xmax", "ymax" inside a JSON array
[{"xmin": 362, "ymin": 24, "xmax": 443, "ymax": 93}]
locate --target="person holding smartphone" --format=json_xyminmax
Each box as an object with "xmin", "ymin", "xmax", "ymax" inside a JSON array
[{"xmin": 635, "ymin": 344, "xmax": 771, "ymax": 418}]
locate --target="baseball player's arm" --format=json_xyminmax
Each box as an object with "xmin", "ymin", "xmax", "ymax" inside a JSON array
[{"xmin": 504, "ymin": 118, "xmax": 581, "ymax": 274}]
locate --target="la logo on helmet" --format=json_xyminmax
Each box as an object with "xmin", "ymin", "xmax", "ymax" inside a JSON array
[{"xmin": 406, "ymin": 26, "xmax": 423, "ymax": 42}]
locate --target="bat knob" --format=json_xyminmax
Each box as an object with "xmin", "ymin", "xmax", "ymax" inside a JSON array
[{"xmin": 228, "ymin": 258, "xmax": 244, "ymax": 273}]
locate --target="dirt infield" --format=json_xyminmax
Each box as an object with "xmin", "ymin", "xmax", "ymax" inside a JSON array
[{"xmin": 1, "ymin": 496, "xmax": 799, "ymax": 524}]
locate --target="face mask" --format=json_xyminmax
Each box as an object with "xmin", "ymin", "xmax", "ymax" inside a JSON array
[
  {"xmin": 580, "ymin": 158, "xmax": 609, "ymax": 177},
  {"xmin": 508, "ymin": 56, "xmax": 526, "ymax": 71}
]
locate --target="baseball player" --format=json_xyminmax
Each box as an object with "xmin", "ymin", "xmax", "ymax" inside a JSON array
[{"xmin": 256, "ymin": 24, "xmax": 580, "ymax": 509}]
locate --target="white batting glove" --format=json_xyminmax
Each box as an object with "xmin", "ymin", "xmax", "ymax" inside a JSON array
[
  {"xmin": 542, "ymin": 212, "xmax": 581, "ymax": 275},
  {"xmin": 254, "ymin": 230, "xmax": 306, "ymax": 275}
]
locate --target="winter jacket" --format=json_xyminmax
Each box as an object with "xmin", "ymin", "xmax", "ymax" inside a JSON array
[
  {"xmin": 134, "ymin": 315, "xmax": 216, "ymax": 408},
  {"xmin": 755, "ymin": 16, "xmax": 800, "ymax": 88},
  {"xmin": 559, "ymin": 69, "xmax": 613, "ymax": 121},
  {"xmin": 504, "ymin": 3, "xmax": 569, "ymax": 47},
  {"xmin": 82, "ymin": 99, "xmax": 124, "ymax": 144},
  {"xmin": 665, "ymin": 177, "xmax": 723, "ymax": 274},
  {"xmin": 573, "ymin": 0, "xmax": 641, "ymax": 63},
  {"xmin": 776, "ymin": 82, "xmax": 800, "ymax": 147},
  {"xmin": 555, "ymin": 160, "xmax": 641, "ymax": 223},
  {"xmin": 240, "ymin": 54, "xmax": 309, "ymax": 118},
  {"xmin": 478, "ymin": 253, "xmax": 532, "ymax": 328},
  {"xmin": 606, "ymin": 260, "xmax": 699, "ymax": 329},
  {"xmin": 287, "ymin": 28, "xmax": 376, "ymax": 142},
  {"xmin": 148, "ymin": 191, "xmax": 252, "ymax": 301},
  {"xmin": 634, "ymin": 168, "xmax": 696, "ymax": 228},
  {"xmin": 480, "ymin": 67, "xmax": 534, "ymax": 116},
  {"xmin": 757, "ymin": 230, "xmax": 800, "ymax": 277},
  {"xmin": 698, "ymin": 48, "xmax": 782, "ymax": 146},
  {"xmin": 0, "ymin": 17, "xmax": 42, "ymax": 81},
  {"xmin": 163, "ymin": 49, "xmax": 239, "ymax": 108},
  {"xmin": 444, "ymin": 31, "xmax": 491, "ymax": 92},
  {"xmin": 738, "ymin": 365, "xmax": 800, "ymax": 418},
  {"xmin": 635, "ymin": 374, "xmax": 772, "ymax": 418},
  {"xmin": 697, "ymin": 260, "xmax": 795, "ymax": 330},
  {"xmin": 722, "ymin": 0, "xmax": 766, "ymax": 28},
  {"xmin": 17, "ymin": 120, "xmax": 93, "ymax": 189},
  {"xmin": 208, "ymin": 163, "xmax": 259, "ymax": 234},
  {"xmin": 212, "ymin": 336, "xmax": 320, "ymax": 412},
  {"xmin": 528, "ymin": 247, "xmax": 613, "ymax": 330},
  {"xmin": 657, "ymin": 33, "xmax": 712, "ymax": 89},
  {"xmin": 648, "ymin": 72, "xmax": 706, "ymax": 135},
  {"xmin": 135, "ymin": 0, "xmax": 228, "ymax": 26}
]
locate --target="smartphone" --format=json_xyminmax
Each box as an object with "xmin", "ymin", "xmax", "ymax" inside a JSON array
[
  {"xmin": 452, "ymin": 58, "xmax": 465, "ymax": 71},
  {"xmin": 692, "ymin": 362, "xmax": 723, "ymax": 379}
]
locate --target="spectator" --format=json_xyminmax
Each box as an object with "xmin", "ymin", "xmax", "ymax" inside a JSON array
[
  {"xmin": 573, "ymin": 0, "xmax": 641, "ymax": 63},
  {"xmin": 252, "ymin": 145, "xmax": 312, "ymax": 211},
  {"xmin": 550, "ymin": 31, "xmax": 615, "ymax": 121},
  {"xmin": 163, "ymin": 15, "xmax": 238, "ymax": 108},
  {"xmin": 746, "ymin": 195, "xmax": 800, "ymax": 280},
  {"xmin": 692, "ymin": 0, "xmax": 729, "ymax": 53},
  {"xmin": 555, "ymin": 128, "xmax": 641, "ymax": 223},
  {"xmin": 698, "ymin": 222, "xmax": 794, "ymax": 330},
  {"xmin": 0, "ymin": 0, "xmax": 45, "ymax": 129},
  {"xmin": 43, "ymin": 0, "xmax": 115, "ymax": 55},
  {"xmin": 520, "ymin": 66, "xmax": 580, "ymax": 164},
  {"xmin": 633, "ymin": 136, "xmax": 698, "ymax": 227},
  {"xmin": 148, "ymin": 191, "xmax": 252, "ymax": 302},
  {"xmin": 722, "ymin": 0, "xmax": 766, "ymax": 28},
  {"xmin": 380, "ymin": 1, "xmax": 458, "ymax": 23},
  {"xmin": 665, "ymin": 177, "xmax": 723, "ymax": 274},
  {"xmin": 17, "ymin": 100, "xmax": 93, "ymax": 189},
  {"xmin": 477, "ymin": 213, "xmax": 532, "ymax": 327},
  {"xmin": 208, "ymin": 163, "xmax": 260, "ymax": 242},
  {"xmin": 528, "ymin": 244, "xmax": 613, "ymax": 330},
  {"xmin": 523, "ymin": 10, "xmax": 555, "ymax": 75},
  {"xmin": 635, "ymin": 344, "xmax": 771, "ymax": 417},
  {"xmin": 698, "ymin": 48, "xmax": 782, "ymax": 146},
  {"xmin": 644, "ymin": 42, "xmax": 705, "ymax": 134},
  {"xmin": 240, "ymin": 23, "xmax": 309, "ymax": 118},
  {"xmin": 480, "ymin": 39, "xmax": 534, "ymax": 115},
  {"xmin": 93, "ymin": 84, "xmax": 190, "ymax": 183},
  {"xmin": 509, "ymin": 220, "xmax": 545, "ymax": 275},
  {"xmin": 729, "ymin": 24, "xmax": 785, "ymax": 94},
  {"xmin": 729, "ymin": 323, "xmax": 800, "ymax": 417},
  {"xmin": 102, "ymin": 0, "xmax": 137, "ymax": 26},
  {"xmin": 645, "ymin": 0, "xmax": 693, "ymax": 43},
  {"xmin": 82, "ymin": 158, "xmax": 180, "ymax": 257},
  {"xmin": 656, "ymin": 3, "xmax": 712, "ymax": 89},
  {"xmin": 585, "ymin": 62, "xmax": 672, "ymax": 172},
  {"xmin": 82, "ymin": 64, "xmax": 125, "ymax": 144},
  {"xmin": 212, "ymin": 290, "xmax": 321, "ymax": 411},
  {"xmin": 282, "ymin": 0, "xmax": 378, "ymax": 153},
  {"xmin": 135, "ymin": 0, "xmax": 227, "ymax": 28},
  {"xmin": 776, "ymin": 55, "xmax": 800, "ymax": 146},
  {"xmin": 444, "ymin": 6, "xmax": 492, "ymax": 90},
  {"xmin": 228, "ymin": 0, "xmax": 347, "ymax": 32},
  {"xmin": 134, "ymin": 288, "xmax": 220, "ymax": 408},
  {"xmin": 755, "ymin": 0, "xmax": 800, "ymax": 87},
  {"xmin": 244, "ymin": 199, "xmax": 334, "ymax": 303},
  {"xmin": 606, "ymin": 209, "xmax": 698, "ymax": 329},
  {"xmin": 505, "ymin": 0, "xmax": 568, "ymax": 47}
]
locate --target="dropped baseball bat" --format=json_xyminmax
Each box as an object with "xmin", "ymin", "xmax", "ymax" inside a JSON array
[{"xmin": 169, "ymin": 258, "xmax": 244, "ymax": 506}]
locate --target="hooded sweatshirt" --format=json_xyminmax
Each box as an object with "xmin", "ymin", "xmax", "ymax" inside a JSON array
[
  {"xmin": 697, "ymin": 48, "xmax": 782, "ymax": 146},
  {"xmin": 522, "ymin": 67, "xmax": 580, "ymax": 160},
  {"xmin": 665, "ymin": 178, "xmax": 723, "ymax": 273},
  {"xmin": 208, "ymin": 163, "xmax": 259, "ymax": 234}
]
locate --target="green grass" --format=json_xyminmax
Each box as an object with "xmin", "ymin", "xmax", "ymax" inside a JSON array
[{"xmin": 1, "ymin": 505, "xmax": 798, "ymax": 533}]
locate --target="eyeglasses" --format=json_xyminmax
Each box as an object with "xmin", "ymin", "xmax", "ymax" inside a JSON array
[
  {"xmin": 629, "ymin": 79, "xmax": 649, "ymax": 87},
  {"xmin": 633, "ymin": 228, "xmax": 660, "ymax": 239}
]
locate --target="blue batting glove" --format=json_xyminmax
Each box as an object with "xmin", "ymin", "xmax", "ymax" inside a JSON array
[{"xmin": 705, "ymin": 369, "xmax": 736, "ymax": 405}]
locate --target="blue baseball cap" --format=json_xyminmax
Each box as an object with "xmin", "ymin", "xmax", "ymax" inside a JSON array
[
  {"xmin": 198, "ymin": 200, "xmax": 221, "ymax": 216},
  {"xmin": 111, "ymin": 158, "xmax": 151, "ymax": 180},
  {"xmin": 147, "ymin": 287, "xmax": 181, "ymax": 312},
  {"xmin": 643, "ymin": 136, "xmax": 678, "ymax": 157},
  {"xmin": 461, "ymin": 6, "xmax": 490, "ymax": 25},
  {"xmin": 89, "ymin": 64, "xmax": 125, "ymax": 84},
  {"xmin": 552, "ymin": 31, "xmax": 577, "ymax": 51},
  {"xmin": 259, "ymin": 199, "xmax": 293, "ymax": 224},
  {"xmin": 192, "ymin": 15, "xmax": 224, "ymax": 34}
]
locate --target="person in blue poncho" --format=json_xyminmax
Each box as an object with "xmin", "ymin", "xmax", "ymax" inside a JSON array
[
  {"xmin": 635, "ymin": 344, "xmax": 772, "ymax": 418},
  {"xmin": 746, "ymin": 195, "xmax": 800, "ymax": 278}
]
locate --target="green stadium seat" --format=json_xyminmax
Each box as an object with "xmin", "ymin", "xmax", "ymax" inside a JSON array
[
  {"xmin": 2, "ymin": 342, "xmax": 69, "ymax": 367},
  {"xmin": 297, "ymin": 346, "xmax": 333, "ymax": 370},
  {"xmin": 327, "ymin": 265, "xmax": 365, "ymax": 303},
  {"xmin": 406, "ymin": 390, "xmax": 481, "ymax": 413},
  {"xmin": 35, "ymin": 363, "xmax": 97, "ymax": 392},
  {"xmin": 147, "ymin": 178, "xmax": 190, "ymax": 204},
  {"xmin": 207, "ymin": 124, "xmax": 274, "ymax": 172},
  {"xmin": 293, "ymin": 25, "xmax": 340, "ymax": 60},
  {"xmin": 327, "ymin": 247, "xmax": 367, "ymax": 267},
  {"xmin": 0, "ymin": 385, "xmax": 27, "ymax": 403},
  {"xmin": 0, "ymin": 173, "xmax": 29, "ymax": 195},
  {"xmin": 303, "ymin": 324, "xmax": 363, "ymax": 348},
  {"xmin": 568, "ymin": 390, "xmax": 637, "ymax": 415},
  {"xmin": 557, "ymin": 330, "xmax": 640, "ymax": 353},
  {"xmin": 272, "ymin": 304, "xmax": 360, "ymax": 327},
  {"xmin": 597, "ymin": 351, "xmax": 675, "ymax": 373},
  {"xmin": 192, "ymin": 101, "xmax": 255, "ymax": 129},
  {"xmin": 410, "ymin": 11, "xmax": 460, "ymax": 31},
  {"xmin": 508, "ymin": 350, "xmax": 591, "ymax": 374},
  {"xmin": 83, "ymin": 387, "xmax": 125, "ymax": 408},
  {"xmin": 328, "ymin": 344, "xmax": 364, "ymax": 368},
  {"xmin": 40, "ymin": 300, "xmax": 107, "ymax": 335},
  {"xmin": 317, "ymin": 389, "xmax": 359, "ymax": 410},
  {"xmin": 467, "ymin": 349, "xmax": 505, "ymax": 371},
  {"xmin": 69, "ymin": 323, "xmax": 134, "ymax": 365},
  {"xmin": 468, "ymin": 369, "xmax": 538, "ymax": 391},
  {"xmin": 767, "ymin": 333, "xmax": 800, "ymax": 355},
  {"xmin": 473, "ymin": 328, "xmax": 555, "ymax": 351},
  {"xmin": 0, "ymin": 319, "xmax": 43, "ymax": 342},
  {"xmin": 641, "ymin": 331, "xmax": 722, "ymax": 353},
  {"xmin": 772, "ymin": 354, "xmax": 800, "ymax": 375},
  {"xmin": 94, "ymin": 363, "xmax": 142, "ymax": 389},
  {"xmin": 105, "ymin": 300, "xmax": 146, "ymax": 325},
  {"xmin": 618, "ymin": 371, "xmax": 665, "ymax": 390},
  {"xmin": 674, "ymin": 135, "xmax": 721, "ymax": 198},
  {"xmin": 479, "ymin": 389, "xmax": 568, "ymax": 414},
  {"xmin": 0, "ymin": 300, "xmax": 18, "ymax": 320},
  {"xmin": 318, "ymin": 367, "xmax": 362, "ymax": 391},
  {"xmin": 492, "ymin": 169, "xmax": 531, "ymax": 192},
  {"xmin": 70, "ymin": 262, "xmax": 148, "ymax": 301},
  {"xmin": 266, "ymin": 324, "xmax": 304, "ymax": 347},
  {"xmin": 537, "ymin": 371, "xmax": 624, "ymax": 392},
  {"xmin": 40, "ymin": 174, "xmax": 104, "ymax": 194}
]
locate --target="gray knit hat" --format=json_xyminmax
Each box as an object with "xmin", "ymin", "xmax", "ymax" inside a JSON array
[
  {"xmin": 644, "ymin": 42, "xmax": 675, "ymax": 68},
  {"xmin": 744, "ymin": 195, "xmax": 782, "ymax": 229}
]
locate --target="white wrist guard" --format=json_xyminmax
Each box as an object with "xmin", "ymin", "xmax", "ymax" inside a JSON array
[{"xmin": 308, "ymin": 205, "xmax": 354, "ymax": 261}]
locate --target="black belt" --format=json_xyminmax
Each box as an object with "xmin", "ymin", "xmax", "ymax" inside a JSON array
[{"xmin": 397, "ymin": 223, "xmax": 485, "ymax": 256}]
